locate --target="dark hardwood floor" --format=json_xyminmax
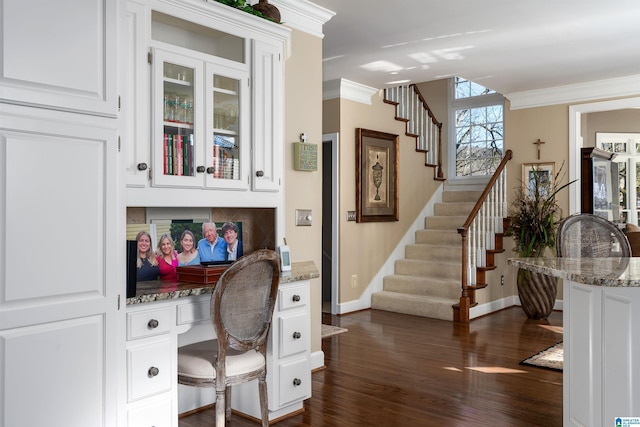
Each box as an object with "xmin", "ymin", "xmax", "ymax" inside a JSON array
[{"xmin": 179, "ymin": 307, "xmax": 563, "ymax": 427}]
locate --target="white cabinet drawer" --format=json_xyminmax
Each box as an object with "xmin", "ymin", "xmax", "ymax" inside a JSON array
[
  {"xmin": 278, "ymin": 283, "xmax": 309, "ymax": 311},
  {"xmin": 176, "ymin": 297, "xmax": 210, "ymax": 326},
  {"xmin": 278, "ymin": 357, "xmax": 311, "ymax": 406},
  {"xmin": 127, "ymin": 307, "xmax": 172, "ymax": 340},
  {"xmin": 127, "ymin": 340, "xmax": 172, "ymax": 402},
  {"xmin": 127, "ymin": 398, "xmax": 173, "ymax": 427},
  {"xmin": 279, "ymin": 312, "xmax": 309, "ymax": 358}
]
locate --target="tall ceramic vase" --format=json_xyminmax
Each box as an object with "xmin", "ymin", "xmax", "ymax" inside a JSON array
[{"xmin": 517, "ymin": 268, "xmax": 558, "ymax": 320}]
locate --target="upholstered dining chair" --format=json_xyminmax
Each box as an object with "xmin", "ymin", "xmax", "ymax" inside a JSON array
[
  {"xmin": 556, "ymin": 213, "xmax": 631, "ymax": 257},
  {"xmin": 177, "ymin": 249, "xmax": 281, "ymax": 427}
]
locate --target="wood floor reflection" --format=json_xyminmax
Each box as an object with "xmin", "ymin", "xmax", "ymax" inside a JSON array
[{"xmin": 179, "ymin": 307, "xmax": 563, "ymax": 427}]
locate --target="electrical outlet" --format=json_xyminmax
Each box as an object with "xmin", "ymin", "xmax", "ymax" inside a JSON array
[
  {"xmin": 351, "ymin": 274, "xmax": 358, "ymax": 288},
  {"xmin": 501, "ymin": 275, "xmax": 504, "ymax": 286}
]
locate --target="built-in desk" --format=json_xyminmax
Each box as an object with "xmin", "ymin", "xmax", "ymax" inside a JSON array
[
  {"xmin": 508, "ymin": 257, "xmax": 640, "ymax": 427},
  {"xmin": 125, "ymin": 261, "xmax": 319, "ymax": 427}
]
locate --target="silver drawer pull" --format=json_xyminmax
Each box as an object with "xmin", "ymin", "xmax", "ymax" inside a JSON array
[
  {"xmin": 293, "ymin": 378, "xmax": 302, "ymax": 387},
  {"xmin": 292, "ymin": 294, "xmax": 301, "ymax": 302},
  {"xmin": 293, "ymin": 331, "xmax": 302, "ymax": 339},
  {"xmin": 148, "ymin": 367, "xmax": 159, "ymax": 378},
  {"xmin": 147, "ymin": 319, "xmax": 159, "ymax": 329}
]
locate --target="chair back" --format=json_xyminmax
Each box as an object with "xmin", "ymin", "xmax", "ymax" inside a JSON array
[
  {"xmin": 211, "ymin": 249, "xmax": 281, "ymax": 353},
  {"xmin": 556, "ymin": 213, "xmax": 631, "ymax": 257}
]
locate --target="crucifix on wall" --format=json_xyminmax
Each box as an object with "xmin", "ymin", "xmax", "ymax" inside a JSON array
[{"xmin": 533, "ymin": 138, "xmax": 546, "ymax": 160}]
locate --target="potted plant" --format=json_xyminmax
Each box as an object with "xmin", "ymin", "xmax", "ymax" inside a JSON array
[{"xmin": 506, "ymin": 162, "xmax": 574, "ymax": 319}]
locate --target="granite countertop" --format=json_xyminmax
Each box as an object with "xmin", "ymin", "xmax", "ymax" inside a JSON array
[
  {"xmin": 127, "ymin": 260, "xmax": 319, "ymax": 305},
  {"xmin": 508, "ymin": 257, "xmax": 640, "ymax": 287}
]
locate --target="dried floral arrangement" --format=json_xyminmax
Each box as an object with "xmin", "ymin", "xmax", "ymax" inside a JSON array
[{"xmin": 506, "ymin": 162, "xmax": 575, "ymax": 257}]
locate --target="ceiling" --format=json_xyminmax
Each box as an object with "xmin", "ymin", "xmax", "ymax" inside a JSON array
[{"xmin": 310, "ymin": 0, "xmax": 640, "ymax": 96}]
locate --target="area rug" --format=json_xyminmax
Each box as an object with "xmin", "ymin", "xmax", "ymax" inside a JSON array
[
  {"xmin": 520, "ymin": 341, "xmax": 563, "ymax": 372},
  {"xmin": 321, "ymin": 324, "xmax": 348, "ymax": 339}
]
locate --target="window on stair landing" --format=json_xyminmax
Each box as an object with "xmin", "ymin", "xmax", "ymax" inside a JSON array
[{"xmin": 449, "ymin": 77, "xmax": 505, "ymax": 179}]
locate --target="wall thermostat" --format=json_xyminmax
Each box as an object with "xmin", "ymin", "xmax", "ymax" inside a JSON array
[{"xmin": 278, "ymin": 244, "xmax": 292, "ymax": 272}]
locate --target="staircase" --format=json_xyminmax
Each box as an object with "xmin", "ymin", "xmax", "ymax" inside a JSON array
[
  {"xmin": 377, "ymin": 85, "xmax": 513, "ymax": 322},
  {"xmin": 371, "ymin": 189, "xmax": 482, "ymax": 321}
]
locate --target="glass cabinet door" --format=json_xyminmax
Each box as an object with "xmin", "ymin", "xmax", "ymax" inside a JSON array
[
  {"xmin": 152, "ymin": 49, "xmax": 203, "ymax": 188},
  {"xmin": 204, "ymin": 64, "xmax": 249, "ymax": 190}
]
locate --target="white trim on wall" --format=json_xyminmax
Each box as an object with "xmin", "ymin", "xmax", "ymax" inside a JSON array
[
  {"xmin": 322, "ymin": 79, "xmax": 378, "ymax": 104},
  {"xmin": 568, "ymin": 96, "xmax": 640, "ymax": 214},
  {"xmin": 507, "ymin": 75, "xmax": 640, "ymax": 110}
]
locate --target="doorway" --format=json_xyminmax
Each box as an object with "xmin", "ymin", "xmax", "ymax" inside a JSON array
[
  {"xmin": 322, "ymin": 133, "xmax": 339, "ymax": 315},
  {"xmin": 569, "ymin": 97, "xmax": 640, "ymax": 215}
]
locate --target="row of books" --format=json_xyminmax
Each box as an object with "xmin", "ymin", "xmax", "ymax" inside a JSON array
[
  {"xmin": 163, "ymin": 133, "xmax": 194, "ymax": 176},
  {"xmin": 162, "ymin": 133, "xmax": 239, "ymax": 179}
]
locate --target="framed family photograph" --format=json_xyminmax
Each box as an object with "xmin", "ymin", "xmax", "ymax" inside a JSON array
[
  {"xmin": 355, "ymin": 128, "xmax": 399, "ymax": 222},
  {"xmin": 522, "ymin": 162, "xmax": 555, "ymax": 197}
]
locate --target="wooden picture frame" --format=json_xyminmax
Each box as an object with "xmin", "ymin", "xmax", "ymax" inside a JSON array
[
  {"xmin": 356, "ymin": 128, "xmax": 399, "ymax": 222},
  {"xmin": 522, "ymin": 162, "xmax": 555, "ymax": 197}
]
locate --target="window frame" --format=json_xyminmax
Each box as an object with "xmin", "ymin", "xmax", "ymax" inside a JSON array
[{"xmin": 447, "ymin": 77, "xmax": 505, "ymax": 183}]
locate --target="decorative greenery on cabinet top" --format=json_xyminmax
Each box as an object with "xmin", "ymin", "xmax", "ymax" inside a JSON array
[{"xmin": 212, "ymin": 0, "xmax": 279, "ymax": 22}]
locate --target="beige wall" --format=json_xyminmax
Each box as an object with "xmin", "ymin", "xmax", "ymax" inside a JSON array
[
  {"xmin": 322, "ymin": 74, "xmax": 640, "ymax": 316},
  {"xmin": 328, "ymin": 91, "xmax": 442, "ymax": 304},
  {"xmin": 583, "ymin": 109, "xmax": 640, "ymax": 147},
  {"xmin": 283, "ymin": 29, "xmax": 324, "ymax": 354}
]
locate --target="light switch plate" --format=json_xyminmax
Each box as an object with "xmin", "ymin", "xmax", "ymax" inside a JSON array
[
  {"xmin": 347, "ymin": 211, "xmax": 356, "ymax": 221},
  {"xmin": 295, "ymin": 209, "xmax": 312, "ymax": 226}
]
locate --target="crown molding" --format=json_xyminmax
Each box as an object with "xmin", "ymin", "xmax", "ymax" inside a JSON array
[
  {"xmin": 506, "ymin": 75, "xmax": 640, "ymax": 110},
  {"xmin": 270, "ymin": 0, "xmax": 335, "ymax": 38},
  {"xmin": 323, "ymin": 79, "xmax": 379, "ymax": 105}
]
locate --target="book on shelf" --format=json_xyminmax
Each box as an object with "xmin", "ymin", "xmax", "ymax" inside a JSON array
[{"xmin": 176, "ymin": 134, "xmax": 183, "ymax": 176}]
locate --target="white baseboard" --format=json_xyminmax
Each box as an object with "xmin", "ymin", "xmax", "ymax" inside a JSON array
[
  {"xmin": 471, "ymin": 296, "xmax": 563, "ymax": 319},
  {"xmin": 310, "ymin": 350, "xmax": 324, "ymax": 371}
]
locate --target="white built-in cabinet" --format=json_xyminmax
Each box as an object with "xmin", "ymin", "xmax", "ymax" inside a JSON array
[
  {"xmin": 563, "ymin": 281, "xmax": 640, "ymax": 426},
  {"xmin": 127, "ymin": 278, "xmax": 311, "ymax": 426},
  {"xmin": 124, "ymin": 0, "xmax": 289, "ymax": 207},
  {"xmin": 0, "ymin": 0, "xmax": 122, "ymax": 426}
]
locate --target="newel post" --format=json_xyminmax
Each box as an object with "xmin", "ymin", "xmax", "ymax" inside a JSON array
[{"xmin": 456, "ymin": 227, "xmax": 470, "ymax": 323}]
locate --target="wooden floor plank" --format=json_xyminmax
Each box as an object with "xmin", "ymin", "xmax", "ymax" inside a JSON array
[{"xmin": 179, "ymin": 307, "xmax": 563, "ymax": 426}]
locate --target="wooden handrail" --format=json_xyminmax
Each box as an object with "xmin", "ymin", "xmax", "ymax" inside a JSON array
[
  {"xmin": 459, "ymin": 149, "xmax": 513, "ymax": 232},
  {"xmin": 406, "ymin": 84, "xmax": 444, "ymax": 179},
  {"xmin": 409, "ymin": 84, "xmax": 441, "ymax": 127},
  {"xmin": 455, "ymin": 149, "xmax": 513, "ymax": 323}
]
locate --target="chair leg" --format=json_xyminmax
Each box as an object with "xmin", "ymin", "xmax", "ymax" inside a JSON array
[
  {"xmin": 215, "ymin": 389, "xmax": 226, "ymax": 427},
  {"xmin": 258, "ymin": 377, "xmax": 269, "ymax": 427},
  {"xmin": 225, "ymin": 386, "xmax": 232, "ymax": 422}
]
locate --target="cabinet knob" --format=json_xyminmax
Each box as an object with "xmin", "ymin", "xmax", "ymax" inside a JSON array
[
  {"xmin": 206, "ymin": 167, "xmax": 216, "ymax": 174},
  {"xmin": 292, "ymin": 294, "xmax": 301, "ymax": 302},
  {"xmin": 196, "ymin": 166, "xmax": 206, "ymax": 173},
  {"xmin": 148, "ymin": 367, "xmax": 160, "ymax": 378},
  {"xmin": 293, "ymin": 331, "xmax": 302, "ymax": 339},
  {"xmin": 137, "ymin": 162, "xmax": 148, "ymax": 171},
  {"xmin": 293, "ymin": 378, "xmax": 302, "ymax": 387},
  {"xmin": 256, "ymin": 170, "xmax": 264, "ymax": 177},
  {"xmin": 147, "ymin": 319, "xmax": 159, "ymax": 329}
]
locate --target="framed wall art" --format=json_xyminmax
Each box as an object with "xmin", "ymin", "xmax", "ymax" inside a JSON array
[
  {"xmin": 521, "ymin": 162, "xmax": 555, "ymax": 198},
  {"xmin": 355, "ymin": 128, "xmax": 399, "ymax": 222}
]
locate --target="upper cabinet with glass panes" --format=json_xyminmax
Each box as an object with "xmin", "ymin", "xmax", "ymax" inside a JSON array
[
  {"xmin": 150, "ymin": 11, "xmax": 249, "ymax": 191},
  {"xmin": 124, "ymin": 1, "xmax": 290, "ymax": 203}
]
